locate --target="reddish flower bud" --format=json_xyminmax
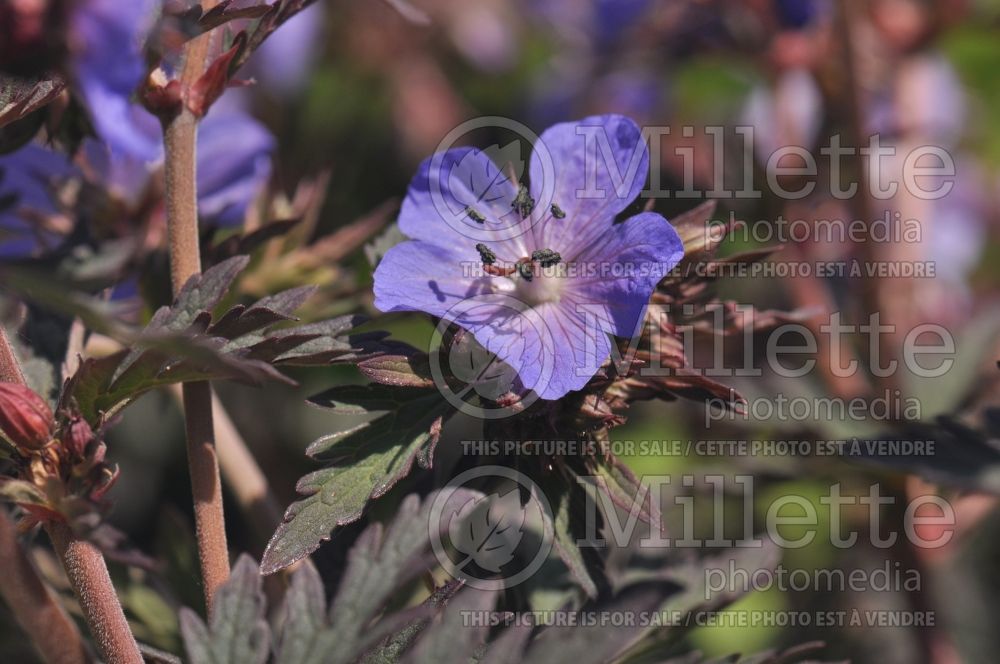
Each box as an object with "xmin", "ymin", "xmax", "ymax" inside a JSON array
[
  {"xmin": 0, "ymin": 383, "xmax": 52, "ymax": 450},
  {"xmin": 0, "ymin": 383, "xmax": 53, "ymax": 452},
  {"xmin": 62, "ymin": 416, "xmax": 94, "ymax": 459}
]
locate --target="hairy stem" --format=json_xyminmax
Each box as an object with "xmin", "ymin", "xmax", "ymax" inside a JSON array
[
  {"xmin": 178, "ymin": 380, "xmax": 230, "ymax": 610},
  {"xmin": 0, "ymin": 510, "xmax": 93, "ymax": 664},
  {"xmin": 169, "ymin": 385, "xmax": 284, "ymax": 546},
  {"xmin": 0, "ymin": 327, "xmax": 26, "ymax": 386},
  {"xmin": 162, "ymin": 8, "xmax": 230, "ymax": 615},
  {"xmin": 47, "ymin": 523, "xmax": 142, "ymax": 664},
  {"xmin": 0, "ymin": 328, "xmax": 130, "ymax": 663}
]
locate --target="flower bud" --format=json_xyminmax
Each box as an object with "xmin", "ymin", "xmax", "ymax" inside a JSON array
[
  {"xmin": 0, "ymin": 383, "xmax": 53, "ymax": 451},
  {"xmin": 62, "ymin": 416, "xmax": 93, "ymax": 459}
]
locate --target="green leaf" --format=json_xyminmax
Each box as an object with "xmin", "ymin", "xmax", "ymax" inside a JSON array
[
  {"xmin": 275, "ymin": 562, "xmax": 328, "ymax": 664},
  {"xmin": 43, "ymin": 256, "xmax": 366, "ymax": 426},
  {"xmin": 0, "ymin": 478, "xmax": 48, "ymax": 506},
  {"xmin": 114, "ymin": 256, "xmax": 251, "ymax": 381},
  {"xmin": 207, "ymin": 285, "xmax": 316, "ymax": 339},
  {"xmin": 275, "ymin": 494, "xmax": 463, "ymax": 664},
  {"xmin": 357, "ymin": 353, "xmax": 434, "ymax": 388},
  {"xmin": 854, "ymin": 411, "xmax": 1000, "ymax": 494},
  {"xmin": 400, "ymin": 588, "xmax": 497, "ymax": 664},
  {"xmin": 261, "ymin": 387, "xmax": 452, "ymax": 574},
  {"xmin": 542, "ymin": 472, "xmax": 604, "ymax": 599},
  {"xmin": 179, "ymin": 555, "xmax": 271, "ymax": 664},
  {"xmin": 517, "ymin": 587, "xmax": 666, "ymax": 664},
  {"xmin": 362, "ymin": 580, "xmax": 464, "ymax": 664}
]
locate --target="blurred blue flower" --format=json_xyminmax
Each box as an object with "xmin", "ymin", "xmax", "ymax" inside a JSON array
[
  {"xmin": 530, "ymin": 0, "xmax": 650, "ymax": 47},
  {"xmin": 196, "ymin": 108, "xmax": 275, "ymax": 226},
  {"xmin": 773, "ymin": 0, "xmax": 824, "ymax": 30},
  {"xmin": 374, "ymin": 115, "xmax": 683, "ymax": 400},
  {"xmin": 70, "ymin": 0, "xmax": 274, "ymax": 226},
  {"xmin": 73, "ymin": 0, "xmax": 161, "ymax": 161},
  {"xmin": 594, "ymin": 0, "xmax": 650, "ymax": 46},
  {"xmin": 0, "ymin": 145, "xmax": 76, "ymax": 258}
]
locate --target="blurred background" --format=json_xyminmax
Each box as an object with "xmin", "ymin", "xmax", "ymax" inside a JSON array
[{"xmin": 4, "ymin": 0, "xmax": 1000, "ymax": 662}]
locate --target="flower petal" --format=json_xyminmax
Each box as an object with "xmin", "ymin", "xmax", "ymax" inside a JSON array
[
  {"xmin": 373, "ymin": 240, "xmax": 499, "ymax": 317},
  {"xmin": 568, "ymin": 211, "xmax": 683, "ymax": 337},
  {"xmin": 0, "ymin": 144, "xmax": 77, "ymax": 257},
  {"xmin": 197, "ymin": 110, "xmax": 275, "ymax": 227},
  {"xmin": 442, "ymin": 298, "xmax": 609, "ymax": 401},
  {"xmin": 397, "ymin": 147, "xmax": 531, "ymax": 261},
  {"xmin": 528, "ymin": 114, "xmax": 648, "ymax": 260}
]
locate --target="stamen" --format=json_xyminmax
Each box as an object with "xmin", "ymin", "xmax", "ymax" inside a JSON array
[
  {"xmin": 515, "ymin": 259, "xmax": 534, "ymax": 281},
  {"xmin": 484, "ymin": 264, "xmax": 516, "ymax": 277},
  {"xmin": 511, "ymin": 184, "xmax": 535, "ymax": 218},
  {"xmin": 465, "ymin": 206, "xmax": 486, "ymax": 224},
  {"xmin": 550, "ymin": 203, "xmax": 566, "ymax": 219},
  {"xmin": 475, "ymin": 243, "xmax": 496, "ymax": 265},
  {"xmin": 531, "ymin": 248, "xmax": 561, "ymax": 267}
]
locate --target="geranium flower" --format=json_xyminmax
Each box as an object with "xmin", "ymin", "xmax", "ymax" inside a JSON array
[
  {"xmin": 373, "ymin": 114, "xmax": 683, "ymax": 400},
  {"xmin": 72, "ymin": 0, "xmax": 274, "ymax": 227},
  {"xmin": 0, "ymin": 145, "xmax": 77, "ymax": 257}
]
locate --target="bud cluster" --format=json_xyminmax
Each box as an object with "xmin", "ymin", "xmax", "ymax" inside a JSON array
[{"xmin": 0, "ymin": 382, "xmax": 119, "ymax": 529}]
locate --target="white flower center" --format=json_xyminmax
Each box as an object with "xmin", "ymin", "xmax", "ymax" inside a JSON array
[{"xmin": 514, "ymin": 270, "xmax": 564, "ymax": 306}]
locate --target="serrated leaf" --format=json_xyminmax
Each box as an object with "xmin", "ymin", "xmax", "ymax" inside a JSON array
[
  {"xmin": 275, "ymin": 493, "xmax": 471, "ymax": 664},
  {"xmin": 358, "ymin": 353, "xmax": 434, "ymax": 388},
  {"xmin": 206, "ymin": 285, "xmax": 316, "ymax": 339},
  {"xmin": 449, "ymin": 490, "xmax": 524, "ymax": 574},
  {"xmin": 0, "ymin": 74, "xmax": 65, "ymax": 130},
  {"xmin": 43, "ymin": 256, "xmax": 364, "ymax": 426},
  {"xmin": 592, "ymin": 453, "xmax": 662, "ymax": 528},
  {"xmin": 275, "ymin": 561, "xmax": 328, "ymax": 664},
  {"xmin": 179, "ymin": 555, "xmax": 270, "ymax": 664},
  {"xmin": 518, "ymin": 587, "xmax": 665, "ymax": 664},
  {"xmin": 543, "ymin": 473, "xmax": 604, "ymax": 599},
  {"xmin": 362, "ymin": 580, "xmax": 464, "ymax": 664},
  {"xmin": 261, "ymin": 389, "xmax": 452, "ymax": 574},
  {"xmin": 401, "ymin": 588, "xmax": 497, "ymax": 664},
  {"xmin": 114, "ymin": 256, "xmax": 250, "ymax": 382}
]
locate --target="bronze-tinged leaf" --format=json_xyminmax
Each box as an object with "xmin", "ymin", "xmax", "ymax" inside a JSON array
[
  {"xmin": 261, "ymin": 389, "xmax": 454, "ymax": 574},
  {"xmin": 0, "ymin": 73, "xmax": 64, "ymax": 129},
  {"xmin": 358, "ymin": 352, "xmax": 434, "ymax": 388}
]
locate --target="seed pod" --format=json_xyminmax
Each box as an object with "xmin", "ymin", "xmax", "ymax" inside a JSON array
[{"xmin": 0, "ymin": 383, "xmax": 53, "ymax": 452}]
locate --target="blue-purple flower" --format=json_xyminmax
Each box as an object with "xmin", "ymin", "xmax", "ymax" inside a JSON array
[
  {"xmin": 0, "ymin": 145, "xmax": 76, "ymax": 258},
  {"xmin": 71, "ymin": 0, "xmax": 275, "ymax": 227},
  {"xmin": 73, "ymin": 0, "xmax": 161, "ymax": 161},
  {"xmin": 374, "ymin": 114, "xmax": 683, "ymax": 400}
]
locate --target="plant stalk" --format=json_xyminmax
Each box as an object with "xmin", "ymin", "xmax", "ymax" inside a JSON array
[
  {"xmin": 163, "ymin": 6, "xmax": 229, "ymax": 614},
  {"xmin": 0, "ymin": 327, "xmax": 133, "ymax": 663},
  {"xmin": 47, "ymin": 523, "xmax": 143, "ymax": 664},
  {"xmin": 162, "ymin": 6, "xmax": 230, "ymax": 615},
  {"xmin": 0, "ymin": 510, "xmax": 93, "ymax": 664}
]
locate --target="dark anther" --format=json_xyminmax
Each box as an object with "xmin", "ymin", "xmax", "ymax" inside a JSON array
[
  {"xmin": 550, "ymin": 203, "xmax": 566, "ymax": 219},
  {"xmin": 465, "ymin": 206, "xmax": 486, "ymax": 223},
  {"xmin": 531, "ymin": 248, "xmax": 561, "ymax": 267},
  {"xmin": 511, "ymin": 184, "xmax": 535, "ymax": 218},
  {"xmin": 475, "ymin": 243, "xmax": 497, "ymax": 265}
]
